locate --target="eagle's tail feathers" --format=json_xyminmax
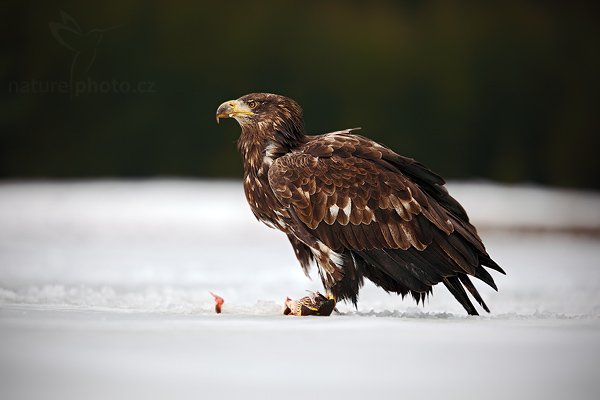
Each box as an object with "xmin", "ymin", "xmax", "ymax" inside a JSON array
[
  {"xmin": 443, "ymin": 276, "xmax": 479, "ymax": 316},
  {"xmin": 457, "ymin": 273, "xmax": 490, "ymax": 313}
]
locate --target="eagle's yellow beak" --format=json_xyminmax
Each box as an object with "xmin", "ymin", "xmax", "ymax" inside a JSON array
[{"xmin": 216, "ymin": 100, "xmax": 253, "ymax": 123}]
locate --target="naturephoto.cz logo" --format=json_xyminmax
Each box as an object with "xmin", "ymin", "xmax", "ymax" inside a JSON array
[{"xmin": 8, "ymin": 10, "xmax": 156, "ymax": 96}]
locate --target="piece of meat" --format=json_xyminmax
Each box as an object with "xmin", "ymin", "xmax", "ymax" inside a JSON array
[
  {"xmin": 210, "ymin": 291, "xmax": 224, "ymax": 314},
  {"xmin": 283, "ymin": 292, "xmax": 336, "ymax": 316}
]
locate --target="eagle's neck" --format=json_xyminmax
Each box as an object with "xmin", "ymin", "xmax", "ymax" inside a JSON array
[{"xmin": 237, "ymin": 120, "xmax": 305, "ymax": 177}]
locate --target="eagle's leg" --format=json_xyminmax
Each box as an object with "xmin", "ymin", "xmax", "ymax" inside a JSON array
[
  {"xmin": 282, "ymin": 223, "xmax": 343, "ymax": 316},
  {"xmin": 324, "ymin": 250, "xmax": 364, "ymax": 308}
]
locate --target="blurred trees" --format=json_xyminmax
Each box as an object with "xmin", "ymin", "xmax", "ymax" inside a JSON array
[{"xmin": 2, "ymin": 1, "xmax": 598, "ymax": 189}]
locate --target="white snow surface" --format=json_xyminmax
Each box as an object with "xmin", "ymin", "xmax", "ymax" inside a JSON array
[{"xmin": 0, "ymin": 180, "xmax": 599, "ymax": 400}]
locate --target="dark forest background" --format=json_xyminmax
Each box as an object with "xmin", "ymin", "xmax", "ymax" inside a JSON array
[{"xmin": 2, "ymin": 1, "xmax": 599, "ymax": 189}]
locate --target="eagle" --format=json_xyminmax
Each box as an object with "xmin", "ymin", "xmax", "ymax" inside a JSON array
[{"xmin": 216, "ymin": 93, "xmax": 505, "ymax": 315}]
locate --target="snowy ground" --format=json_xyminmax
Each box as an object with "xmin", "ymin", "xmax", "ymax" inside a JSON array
[{"xmin": 0, "ymin": 180, "xmax": 599, "ymax": 400}]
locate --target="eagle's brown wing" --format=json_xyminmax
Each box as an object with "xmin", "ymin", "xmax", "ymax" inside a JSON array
[{"xmin": 268, "ymin": 132, "xmax": 504, "ymax": 314}]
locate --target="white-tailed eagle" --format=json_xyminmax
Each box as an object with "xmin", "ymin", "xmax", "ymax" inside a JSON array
[{"xmin": 216, "ymin": 93, "xmax": 504, "ymax": 315}]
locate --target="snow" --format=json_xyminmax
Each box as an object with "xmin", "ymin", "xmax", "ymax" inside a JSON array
[{"xmin": 0, "ymin": 180, "xmax": 599, "ymax": 400}]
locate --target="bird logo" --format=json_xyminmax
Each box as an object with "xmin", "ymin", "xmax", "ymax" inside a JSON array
[{"xmin": 48, "ymin": 10, "xmax": 118, "ymax": 91}]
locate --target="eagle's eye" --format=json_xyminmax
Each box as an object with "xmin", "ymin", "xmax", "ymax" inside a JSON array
[{"xmin": 247, "ymin": 100, "xmax": 258, "ymax": 109}]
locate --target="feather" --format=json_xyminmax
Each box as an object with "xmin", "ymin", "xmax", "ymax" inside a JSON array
[
  {"xmin": 458, "ymin": 274, "xmax": 490, "ymax": 313},
  {"xmin": 356, "ymin": 250, "xmax": 429, "ymax": 293},
  {"xmin": 381, "ymin": 249, "xmax": 439, "ymax": 286},
  {"xmin": 357, "ymin": 223, "xmax": 380, "ymax": 250},
  {"xmin": 312, "ymin": 190, "xmax": 328, "ymax": 223},
  {"xmin": 479, "ymin": 253, "xmax": 506, "ymax": 274},
  {"xmin": 474, "ymin": 265, "xmax": 498, "ymax": 291},
  {"xmin": 378, "ymin": 221, "xmax": 397, "ymax": 248},
  {"xmin": 341, "ymin": 221, "xmax": 360, "ymax": 248},
  {"xmin": 287, "ymin": 234, "xmax": 314, "ymax": 277},
  {"xmin": 443, "ymin": 276, "xmax": 478, "ymax": 316},
  {"xmin": 349, "ymin": 205, "xmax": 363, "ymax": 225}
]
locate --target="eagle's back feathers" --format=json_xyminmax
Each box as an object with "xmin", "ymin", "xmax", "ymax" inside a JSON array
[{"xmin": 267, "ymin": 132, "xmax": 504, "ymax": 314}]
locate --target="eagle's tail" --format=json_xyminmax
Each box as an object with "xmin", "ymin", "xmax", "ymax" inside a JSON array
[{"xmin": 352, "ymin": 245, "xmax": 501, "ymax": 316}]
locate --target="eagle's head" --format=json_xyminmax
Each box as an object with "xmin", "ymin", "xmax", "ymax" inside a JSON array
[{"xmin": 216, "ymin": 93, "xmax": 305, "ymax": 140}]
